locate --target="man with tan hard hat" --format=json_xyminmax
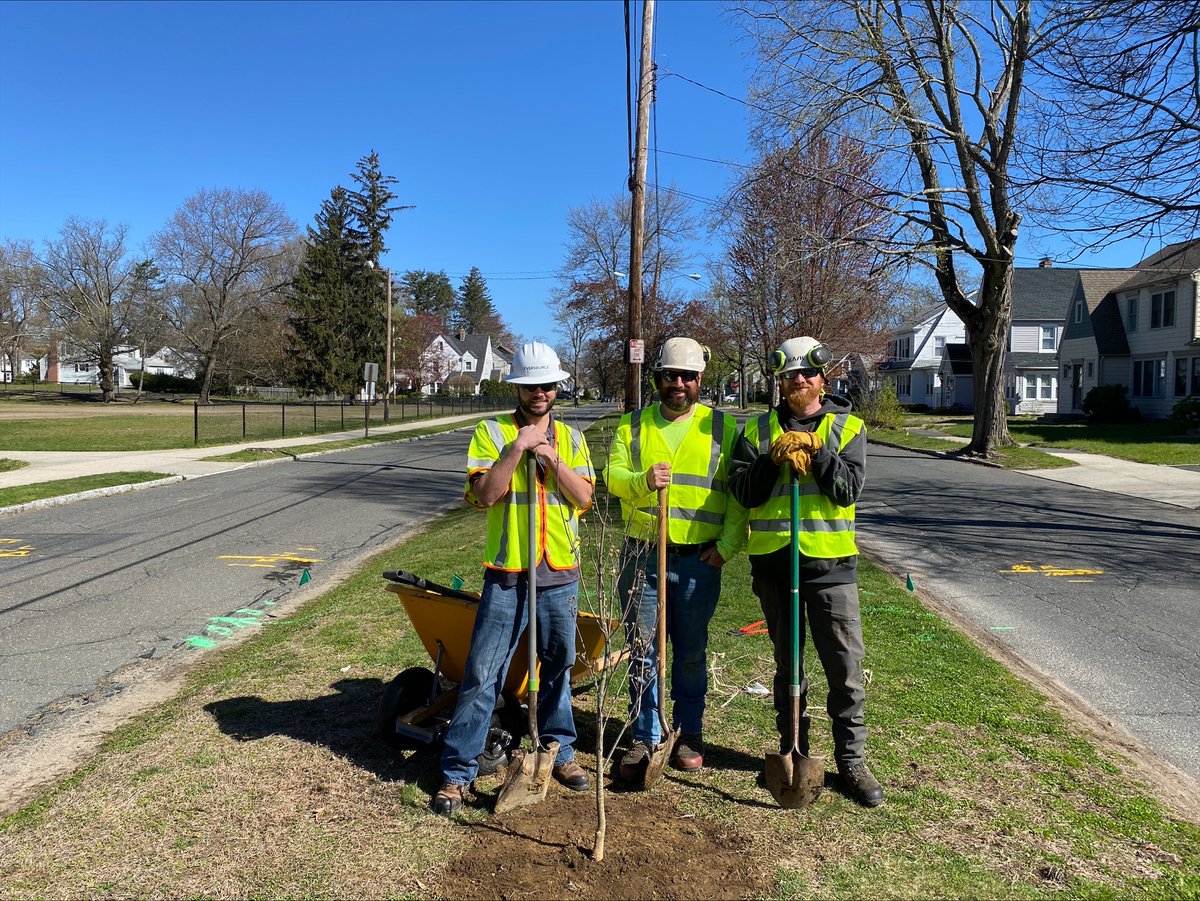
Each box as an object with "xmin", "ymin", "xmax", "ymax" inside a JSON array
[
  {"xmin": 727, "ymin": 336, "xmax": 884, "ymax": 808},
  {"xmin": 604, "ymin": 336, "xmax": 746, "ymax": 785},
  {"xmin": 431, "ymin": 341, "xmax": 595, "ymax": 816}
]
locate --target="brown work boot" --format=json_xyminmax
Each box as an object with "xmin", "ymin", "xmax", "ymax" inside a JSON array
[
  {"xmin": 553, "ymin": 760, "xmax": 591, "ymax": 792},
  {"xmin": 430, "ymin": 782, "xmax": 466, "ymax": 817},
  {"xmin": 672, "ymin": 733, "xmax": 704, "ymax": 771},
  {"xmin": 619, "ymin": 741, "xmax": 651, "ymax": 784},
  {"xmin": 839, "ymin": 762, "xmax": 884, "ymax": 808}
]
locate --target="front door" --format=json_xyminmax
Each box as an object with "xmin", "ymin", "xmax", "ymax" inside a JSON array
[{"xmin": 1071, "ymin": 365, "xmax": 1083, "ymax": 411}]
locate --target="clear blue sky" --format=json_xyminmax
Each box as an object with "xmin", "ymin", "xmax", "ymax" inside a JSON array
[{"xmin": 0, "ymin": 0, "xmax": 1158, "ymax": 344}]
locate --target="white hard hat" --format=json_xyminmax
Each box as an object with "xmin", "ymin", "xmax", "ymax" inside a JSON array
[
  {"xmin": 505, "ymin": 341, "xmax": 571, "ymax": 384},
  {"xmin": 771, "ymin": 336, "xmax": 832, "ymax": 375},
  {"xmin": 654, "ymin": 336, "xmax": 709, "ymax": 373}
]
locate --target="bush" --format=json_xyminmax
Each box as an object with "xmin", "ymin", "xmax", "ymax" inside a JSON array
[
  {"xmin": 1169, "ymin": 395, "xmax": 1200, "ymax": 428},
  {"xmin": 478, "ymin": 378, "xmax": 516, "ymax": 398},
  {"xmin": 855, "ymin": 383, "xmax": 906, "ymax": 429},
  {"xmin": 134, "ymin": 371, "xmax": 200, "ymax": 393},
  {"xmin": 1081, "ymin": 384, "xmax": 1140, "ymax": 423}
]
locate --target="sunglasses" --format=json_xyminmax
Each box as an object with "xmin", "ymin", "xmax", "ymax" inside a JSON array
[
  {"xmin": 519, "ymin": 382, "xmax": 558, "ymax": 393},
  {"xmin": 782, "ymin": 367, "xmax": 822, "ymax": 380},
  {"xmin": 658, "ymin": 369, "xmax": 699, "ymax": 383}
]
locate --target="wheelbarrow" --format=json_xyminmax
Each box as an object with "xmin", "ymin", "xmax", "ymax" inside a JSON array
[{"xmin": 377, "ymin": 569, "xmax": 619, "ymax": 775}]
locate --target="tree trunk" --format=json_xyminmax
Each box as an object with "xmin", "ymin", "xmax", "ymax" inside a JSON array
[
  {"xmin": 98, "ymin": 358, "xmax": 115, "ymax": 403},
  {"xmin": 965, "ymin": 266, "xmax": 1016, "ymax": 457},
  {"xmin": 199, "ymin": 355, "xmax": 218, "ymax": 405}
]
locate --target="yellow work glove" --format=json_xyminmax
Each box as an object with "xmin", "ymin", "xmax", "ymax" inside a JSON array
[{"xmin": 770, "ymin": 431, "xmax": 822, "ymax": 475}]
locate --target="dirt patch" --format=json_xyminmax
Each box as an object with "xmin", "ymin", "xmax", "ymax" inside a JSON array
[{"xmin": 438, "ymin": 789, "xmax": 768, "ymax": 900}]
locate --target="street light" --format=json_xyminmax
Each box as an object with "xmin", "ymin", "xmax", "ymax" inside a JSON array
[{"xmin": 367, "ymin": 261, "xmax": 394, "ymax": 423}]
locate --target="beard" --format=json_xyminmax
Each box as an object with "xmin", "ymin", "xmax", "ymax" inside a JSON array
[
  {"xmin": 782, "ymin": 379, "xmax": 823, "ymax": 416},
  {"xmin": 660, "ymin": 382, "xmax": 699, "ymax": 413},
  {"xmin": 518, "ymin": 393, "xmax": 555, "ymax": 418}
]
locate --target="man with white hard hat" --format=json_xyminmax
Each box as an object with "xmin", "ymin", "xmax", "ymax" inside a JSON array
[
  {"xmin": 604, "ymin": 336, "xmax": 747, "ymax": 785},
  {"xmin": 727, "ymin": 336, "xmax": 883, "ymax": 808},
  {"xmin": 431, "ymin": 341, "xmax": 595, "ymax": 816}
]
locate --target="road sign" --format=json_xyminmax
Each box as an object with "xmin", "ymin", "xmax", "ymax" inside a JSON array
[
  {"xmin": 628, "ymin": 339, "xmax": 644, "ymax": 364},
  {"xmin": 363, "ymin": 362, "xmax": 380, "ymax": 382}
]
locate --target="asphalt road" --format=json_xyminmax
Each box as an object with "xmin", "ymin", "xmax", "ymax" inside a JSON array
[
  {"xmin": 0, "ymin": 406, "xmax": 610, "ymax": 736},
  {"xmin": 858, "ymin": 444, "xmax": 1200, "ymax": 781}
]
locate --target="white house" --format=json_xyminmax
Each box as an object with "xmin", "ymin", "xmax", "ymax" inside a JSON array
[
  {"xmin": 418, "ymin": 329, "xmax": 513, "ymax": 395},
  {"xmin": 38, "ymin": 342, "xmax": 189, "ymax": 389},
  {"xmin": 880, "ymin": 303, "xmax": 967, "ymax": 408}
]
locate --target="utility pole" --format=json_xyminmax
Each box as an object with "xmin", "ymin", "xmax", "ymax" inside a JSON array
[
  {"xmin": 384, "ymin": 268, "xmax": 392, "ymax": 424},
  {"xmin": 625, "ymin": 0, "xmax": 654, "ymax": 412}
]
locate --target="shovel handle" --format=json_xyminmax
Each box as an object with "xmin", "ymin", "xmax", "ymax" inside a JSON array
[
  {"xmin": 527, "ymin": 453, "xmax": 541, "ymax": 746},
  {"xmin": 656, "ymin": 487, "xmax": 670, "ymax": 735},
  {"xmin": 789, "ymin": 468, "xmax": 801, "ymax": 751}
]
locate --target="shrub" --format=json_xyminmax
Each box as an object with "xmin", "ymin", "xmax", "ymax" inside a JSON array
[
  {"xmin": 1081, "ymin": 383, "xmax": 1140, "ymax": 423},
  {"xmin": 478, "ymin": 378, "xmax": 516, "ymax": 398},
  {"xmin": 135, "ymin": 371, "xmax": 200, "ymax": 393},
  {"xmin": 855, "ymin": 383, "xmax": 906, "ymax": 428},
  {"xmin": 1169, "ymin": 395, "xmax": 1200, "ymax": 428}
]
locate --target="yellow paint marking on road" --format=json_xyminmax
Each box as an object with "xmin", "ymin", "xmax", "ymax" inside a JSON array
[
  {"xmin": 1000, "ymin": 561, "xmax": 1104, "ymax": 577},
  {"xmin": 0, "ymin": 538, "xmax": 35, "ymax": 558},
  {"xmin": 219, "ymin": 552, "xmax": 323, "ymax": 568},
  {"xmin": 227, "ymin": 563, "xmax": 278, "ymax": 568}
]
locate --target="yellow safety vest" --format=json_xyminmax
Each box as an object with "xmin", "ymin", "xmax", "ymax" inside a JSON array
[
  {"xmin": 611, "ymin": 405, "xmax": 736, "ymax": 544},
  {"xmin": 742, "ymin": 410, "xmax": 861, "ymax": 558},
  {"xmin": 464, "ymin": 414, "xmax": 594, "ymax": 572}
]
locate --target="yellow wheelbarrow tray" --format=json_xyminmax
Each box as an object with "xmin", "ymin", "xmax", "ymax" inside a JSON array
[{"xmin": 377, "ymin": 570, "xmax": 621, "ymax": 753}]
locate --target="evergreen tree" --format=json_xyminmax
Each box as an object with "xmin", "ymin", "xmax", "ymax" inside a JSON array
[
  {"xmin": 454, "ymin": 267, "xmax": 507, "ymax": 338},
  {"xmin": 346, "ymin": 150, "xmax": 412, "ymax": 378},
  {"xmin": 287, "ymin": 187, "xmax": 366, "ymax": 395},
  {"xmin": 402, "ymin": 269, "xmax": 456, "ymax": 326}
]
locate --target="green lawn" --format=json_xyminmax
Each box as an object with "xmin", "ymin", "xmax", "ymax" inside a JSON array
[{"xmin": 0, "ymin": 472, "xmax": 173, "ymax": 508}]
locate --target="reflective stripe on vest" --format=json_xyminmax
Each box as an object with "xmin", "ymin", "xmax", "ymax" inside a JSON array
[
  {"xmin": 744, "ymin": 410, "xmax": 861, "ymax": 558},
  {"xmin": 620, "ymin": 405, "xmax": 732, "ymax": 543},
  {"xmin": 472, "ymin": 414, "xmax": 588, "ymax": 571}
]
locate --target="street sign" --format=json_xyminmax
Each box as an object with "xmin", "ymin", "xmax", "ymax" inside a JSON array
[
  {"xmin": 363, "ymin": 362, "xmax": 380, "ymax": 382},
  {"xmin": 628, "ymin": 339, "xmax": 644, "ymax": 364}
]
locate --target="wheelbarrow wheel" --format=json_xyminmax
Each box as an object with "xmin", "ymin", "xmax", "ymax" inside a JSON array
[{"xmin": 378, "ymin": 667, "xmax": 437, "ymax": 749}]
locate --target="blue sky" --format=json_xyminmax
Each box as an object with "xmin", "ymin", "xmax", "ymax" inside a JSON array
[{"xmin": 0, "ymin": 0, "xmax": 1164, "ymax": 344}]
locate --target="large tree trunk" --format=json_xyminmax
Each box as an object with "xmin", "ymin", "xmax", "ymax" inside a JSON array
[
  {"xmin": 98, "ymin": 355, "xmax": 116, "ymax": 403},
  {"xmin": 199, "ymin": 355, "xmax": 218, "ymax": 404},
  {"xmin": 965, "ymin": 265, "xmax": 1016, "ymax": 457}
]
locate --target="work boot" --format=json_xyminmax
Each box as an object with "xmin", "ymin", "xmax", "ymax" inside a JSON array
[
  {"xmin": 672, "ymin": 733, "xmax": 704, "ymax": 771},
  {"xmin": 839, "ymin": 762, "xmax": 884, "ymax": 808},
  {"xmin": 430, "ymin": 782, "xmax": 465, "ymax": 817},
  {"xmin": 620, "ymin": 741, "xmax": 651, "ymax": 784},
  {"xmin": 553, "ymin": 760, "xmax": 591, "ymax": 792}
]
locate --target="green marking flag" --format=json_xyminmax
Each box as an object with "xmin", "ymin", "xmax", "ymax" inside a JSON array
[
  {"xmin": 906, "ymin": 573, "xmax": 915, "ymax": 591},
  {"xmin": 299, "ymin": 569, "xmax": 311, "ymax": 585}
]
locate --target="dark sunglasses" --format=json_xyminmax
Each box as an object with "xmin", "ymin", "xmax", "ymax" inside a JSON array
[
  {"xmin": 658, "ymin": 369, "xmax": 699, "ymax": 383},
  {"xmin": 519, "ymin": 382, "xmax": 558, "ymax": 392},
  {"xmin": 782, "ymin": 367, "xmax": 822, "ymax": 380}
]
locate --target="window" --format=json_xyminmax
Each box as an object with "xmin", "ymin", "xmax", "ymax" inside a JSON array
[
  {"xmin": 1150, "ymin": 291, "xmax": 1176, "ymax": 328},
  {"xmin": 1063, "ymin": 365, "xmax": 1070, "ymax": 378},
  {"xmin": 1133, "ymin": 359, "xmax": 1167, "ymax": 397},
  {"xmin": 1127, "ymin": 297, "xmax": 1138, "ymax": 332},
  {"xmin": 1176, "ymin": 359, "xmax": 1189, "ymax": 396},
  {"xmin": 1073, "ymin": 300, "xmax": 1083, "ymax": 323},
  {"xmin": 894, "ymin": 374, "xmax": 911, "ymax": 397},
  {"xmin": 1087, "ymin": 360, "xmax": 1094, "ymax": 378},
  {"xmin": 463, "ymin": 359, "xmax": 474, "ymax": 372},
  {"xmin": 74, "ymin": 362, "xmax": 92, "ymax": 373},
  {"xmin": 1024, "ymin": 374, "xmax": 1056, "ymax": 400},
  {"xmin": 1041, "ymin": 378, "xmax": 1054, "ymax": 400},
  {"xmin": 935, "ymin": 336, "xmax": 946, "ymax": 355},
  {"xmin": 1041, "ymin": 326, "xmax": 1056, "ymax": 351},
  {"xmin": 1193, "ymin": 357, "xmax": 1200, "ymax": 395}
]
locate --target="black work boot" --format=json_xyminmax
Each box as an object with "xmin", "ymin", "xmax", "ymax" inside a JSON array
[
  {"xmin": 430, "ymin": 782, "xmax": 466, "ymax": 817},
  {"xmin": 620, "ymin": 741, "xmax": 651, "ymax": 784},
  {"xmin": 838, "ymin": 762, "xmax": 884, "ymax": 808}
]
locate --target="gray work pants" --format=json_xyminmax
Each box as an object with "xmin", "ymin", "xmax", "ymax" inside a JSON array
[{"xmin": 750, "ymin": 555, "xmax": 867, "ymax": 767}]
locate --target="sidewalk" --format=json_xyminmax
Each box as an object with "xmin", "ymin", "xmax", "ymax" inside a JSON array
[
  {"xmin": 3, "ymin": 415, "xmax": 1200, "ymax": 512},
  {"xmin": 0, "ymin": 411, "xmax": 492, "ymax": 492}
]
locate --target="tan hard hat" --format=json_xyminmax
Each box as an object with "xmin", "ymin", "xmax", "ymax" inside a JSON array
[{"xmin": 654, "ymin": 337, "xmax": 709, "ymax": 373}]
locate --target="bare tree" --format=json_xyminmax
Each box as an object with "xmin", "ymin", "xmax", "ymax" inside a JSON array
[
  {"xmin": 37, "ymin": 219, "xmax": 141, "ymax": 402},
  {"xmin": 0, "ymin": 239, "xmax": 42, "ymax": 384},
  {"xmin": 153, "ymin": 188, "xmax": 297, "ymax": 402},
  {"xmin": 1025, "ymin": 0, "xmax": 1200, "ymax": 246},
  {"xmin": 743, "ymin": 0, "xmax": 1043, "ymax": 455},
  {"xmin": 719, "ymin": 134, "xmax": 899, "ymax": 403}
]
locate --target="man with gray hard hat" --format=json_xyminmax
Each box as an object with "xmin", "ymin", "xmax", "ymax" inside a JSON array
[
  {"xmin": 727, "ymin": 336, "xmax": 884, "ymax": 807},
  {"xmin": 431, "ymin": 341, "xmax": 595, "ymax": 817},
  {"xmin": 604, "ymin": 336, "xmax": 747, "ymax": 785}
]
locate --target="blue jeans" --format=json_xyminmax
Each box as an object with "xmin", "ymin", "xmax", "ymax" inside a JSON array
[
  {"xmin": 440, "ymin": 578, "xmax": 579, "ymax": 786},
  {"xmin": 617, "ymin": 540, "xmax": 722, "ymax": 745}
]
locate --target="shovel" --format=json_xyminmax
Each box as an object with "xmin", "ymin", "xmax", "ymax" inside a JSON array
[
  {"xmin": 494, "ymin": 453, "xmax": 560, "ymax": 814},
  {"xmin": 643, "ymin": 487, "xmax": 680, "ymax": 789},
  {"xmin": 764, "ymin": 468, "xmax": 824, "ymax": 809}
]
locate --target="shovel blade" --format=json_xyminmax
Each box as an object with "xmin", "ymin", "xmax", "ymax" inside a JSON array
[
  {"xmin": 764, "ymin": 751, "xmax": 824, "ymax": 810},
  {"xmin": 642, "ymin": 728, "xmax": 680, "ymax": 790},
  {"xmin": 493, "ymin": 740, "xmax": 560, "ymax": 814}
]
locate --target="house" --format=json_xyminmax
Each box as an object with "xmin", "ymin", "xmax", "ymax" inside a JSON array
[
  {"xmin": 38, "ymin": 341, "xmax": 188, "ymax": 389},
  {"xmin": 1057, "ymin": 239, "xmax": 1200, "ymax": 419},
  {"xmin": 1054, "ymin": 271, "xmax": 1133, "ymax": 414},
  {"xmin": 935, "ymin": 261, "xmax": 1116, "ymax": 415},
  {"xmin": 418, "ymin": 329, "xmax": 514, "ymax": 395},
  {"xmin": 879, "ymin": 303, "xmax": 967, "ymax": 408}
]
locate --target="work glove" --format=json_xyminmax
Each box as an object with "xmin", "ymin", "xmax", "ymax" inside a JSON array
[{"xmin": 770, "ymin": 431, "xmax": 822, "ymax": 476}]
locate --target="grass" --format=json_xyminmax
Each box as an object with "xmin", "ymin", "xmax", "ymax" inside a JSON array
[
  {"xmin": 0, "ymin": 472, "xmax": 173, "ymax": 508},
  {"xmin": 0, "ymin": 458, "xmax": 30, "ymax": 473},
  {"xmin": 1, "ymin": 417, "xmax": 1197, "ymax": 898},
  {"xmin": 202, "ymin": 423, "xmax": 471, "ymax": 462}
]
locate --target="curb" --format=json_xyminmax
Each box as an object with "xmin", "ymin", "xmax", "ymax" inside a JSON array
[{"xmin": 867, "ymin": 437, "xmax": 1004, "ymax": 468}]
